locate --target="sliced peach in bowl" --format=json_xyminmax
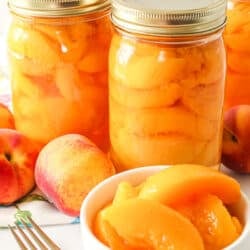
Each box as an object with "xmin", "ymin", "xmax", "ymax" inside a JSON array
[{"xmin": 80, "ymin": 165, "xmax": 250, "ymax": 250}]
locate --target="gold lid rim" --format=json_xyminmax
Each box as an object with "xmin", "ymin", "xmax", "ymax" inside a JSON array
[
  {"xmin": 111, "ymin": 0, "xmax": 227, "ymax": 36},
  {"xmin": 8, "ymin": 0, "xmax": 110, "ymax": 17},
  {"xmin": 111, "ymin": 15, "xmax": 227, "ymax": 37}
]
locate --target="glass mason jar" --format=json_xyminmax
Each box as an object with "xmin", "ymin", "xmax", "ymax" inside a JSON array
[
  {"xmin": 223, "ymin": 0, "xmax": 250, "ymax": 110},
  {"xmin": 7, "ymin": 0, "xmax": 112, "ymax": 151},
  {"xmin": 109, "ymin": 0, "xmax": 227, "ymax": 171}
]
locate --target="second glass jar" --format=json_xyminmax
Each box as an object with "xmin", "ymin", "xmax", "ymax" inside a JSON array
[{"xmin": 109, "ymin": 0, "xmax": 227, "ymax": 171}]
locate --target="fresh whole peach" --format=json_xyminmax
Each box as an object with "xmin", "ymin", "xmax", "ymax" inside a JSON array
[
  {"xmin": 222, "ymin": 105, "xmax": 250, "ymax": 173},
  {"xmin": 0, "ymin": 128, "xmax": 39, "ymax": 205},
  {"xmin": 35, "ymin": 134, "xmax": 116, "ymax": 216},
  {"xmin": 0, "ymin": 103, "xmax": 15, "ymax": 129}
]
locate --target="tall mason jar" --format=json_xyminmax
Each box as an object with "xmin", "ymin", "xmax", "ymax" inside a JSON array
[
  {"xmin": 223, "ymin": 0, "xmax": 250, "ymax": 110},
  {"xmin": 7, "ymin": 0, "xmax": 112, "ymax": 151},
  {"xmin": 109, "ymin": 0, "xmax": 227, "ymax": 171}
]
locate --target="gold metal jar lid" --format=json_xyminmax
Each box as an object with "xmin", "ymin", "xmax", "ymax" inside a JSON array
[
  {"xmin": 8, "ymin": 0, "xmax": 110, "ymax": 17},
  {"xmin": 111, "ymin": 0, "xmax": 227, "ymax": 36}
]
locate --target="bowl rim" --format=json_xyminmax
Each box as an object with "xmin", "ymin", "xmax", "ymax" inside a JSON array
[{"xmin": 80, "ymin": 165, "xmax": 250, "ymax": 250}]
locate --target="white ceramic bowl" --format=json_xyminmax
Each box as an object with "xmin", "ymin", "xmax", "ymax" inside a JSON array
[{"xmin": 80, "ymin": 166, "xmax": 250, "ymax": 250}]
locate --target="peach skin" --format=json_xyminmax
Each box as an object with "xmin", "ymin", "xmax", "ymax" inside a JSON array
[
  {"xmin": 0, "ymin": 128, "xmax": 39, "ymax": 205},
  {"xmin": 35, "ymin": 134, "xmax": 116, "ymax": 216},
  {"xmin": 222, "ymin": 105, "xmax": 250, "ymax": 173}
]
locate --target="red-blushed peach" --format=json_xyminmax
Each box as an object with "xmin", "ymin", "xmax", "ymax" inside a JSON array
[
  {"xmin": 35, "ymin": 134, "xmax": 116, "ymax": 216},
  {"xmin": 0, "ymin": 128, "xmax": 39, "ymax": 205},
  {"xmin": 222, "ymin": 105, "xmax": 250, "ymax": 173},
  {"xmin": 0, "ymin": 103, "xmax": 15, "ymax": 129}
]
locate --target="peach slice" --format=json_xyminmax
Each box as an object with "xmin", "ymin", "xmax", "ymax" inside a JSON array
[
  {"xmin": 59, "ymin": 23, "xmax": 91, "ymax": 62},
  {"xmin": 138, "ymin": 164, "xmax": 241, "ymax": 205},
  {"xmin": 176, "ymin": 194, "xmax": 241, "ymax": 250},
  {"xmin": 224, "ymin": 71, "xmax": 250, "ymax": 110},
  {"xmin": 95, "ymin": 213, "xmax": 147, "ymax": 250},
  {"xmin": 9, "ymin": 55, "xmax": 56, "ymax": 77},
  {"xmin": 112, "ymin": 181, "xmax": 139, "ymax": 205},
  {"xmin": 102, "ymin": 220, "xmax": 149, "ymax": 250},
  {"xmin": 224, "ymin": 33, "xmax": 250, "ymax": 53},
  {"xmin": 96, "ymin": 198, "xmax": 204, "ymax": 250},
  {"xmin": 94, "ymin": 182, "xmax": 139, "ymax": 244},
  {"xmin": 8, "ymin": 25, "xmax": 60, "ymax": 71},
  {"xmin": 55, "ymin": 63, "xmax": 81, "ymax": 101},
  {"xmin": 225, "ymin": 7, "xmax": 249, "ymax": 33},
  {"xmin": 110, "ymin": 128, "xmax": 216, "ymax": 171},
  {"xmin": 77, "ymin": 46, "xmax": 108, "ymax": 73},
  {"xmin": 116, "ymin": 55, "xmax": 186, "ymax": 89},
  {"xmin": 198, "ymin": 40, "xmax": 226, "ymax": 85},
  {"xmin": 109, "ymin": 77, "xmax": 182, "ymax": 108},
  {"xmin": 227, "ymin": 50, "xmax": 250, "ymax": 74},
  {"xmin": 94, "ymin": 204, "xmax": 111, "ymax": 246},
  {"xmin": 182, "ymin": 81, "xmax": 224, "ymax": 119},
  {"xmin": 110, "ymin": 98, "xmax": 218, "ymax": 141}
]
